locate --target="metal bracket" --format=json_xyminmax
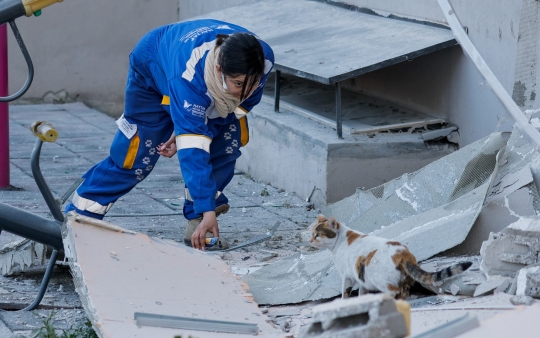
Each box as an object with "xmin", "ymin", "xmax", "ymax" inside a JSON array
[{"xmin": 134, "ymin": 312, "xmax": 259, "ymax": 335}]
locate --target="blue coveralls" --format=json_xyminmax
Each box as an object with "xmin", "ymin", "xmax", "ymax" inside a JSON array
[{"xmin": 65, "ymin": 20, "xmax": 274, "ymax": 220}]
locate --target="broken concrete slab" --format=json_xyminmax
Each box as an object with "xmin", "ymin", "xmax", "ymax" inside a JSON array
[
  {"xmin": 516, "ymin": 263, "xmax": 540, "ymax": 299},
  {"xmin": 480, "ymin": 232, "xmax": 531, "ymax": 277},
  {"xmin": 62, "ymin": 214, "xmax": 281, "ymax": 337},
  {"xmin": 480, "ymin": 216, "xmax": 540, "ymax": 278},
  {"xmin": 298, "ymin": 294, "xmax": 408, "ymax": 338},
  {"xmin": 370, "ymin": 179, "xmax": 492, "ymax": 262},
  {"xmin": 327, "ymin": 132, "xmax": 508, "ymax": 262},
  {"xmin": 242, "ymin": 251, "xmax": 340, "ymax": 305},
  {"xmin": 0, "ymin": 239, "xmax": 46, "ymax": 276},
  {"xmin": 324, "ymin": 132, "xmax": 509, "ymax": 235}
]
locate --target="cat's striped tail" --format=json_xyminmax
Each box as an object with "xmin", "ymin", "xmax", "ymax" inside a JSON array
[{"xmin": 404, "ymin": 261, "xmax": 473, "ymax": 285}]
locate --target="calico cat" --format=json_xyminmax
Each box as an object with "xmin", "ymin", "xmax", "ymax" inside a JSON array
[{"xmin": 309, "ymin": 214, "xmax": 472, "ymax": 299}]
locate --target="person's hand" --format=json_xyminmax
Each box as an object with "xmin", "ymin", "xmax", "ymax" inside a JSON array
[
  {"xmin": 191, "ymin": 211, "xmax": 219, "ymax": 251},
  {"xmin": 157, "ymin": 134, "xmax": 177, "ymax": 158}
]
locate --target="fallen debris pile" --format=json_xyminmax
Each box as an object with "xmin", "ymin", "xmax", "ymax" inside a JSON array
[{"xmin": 243, "ymin": 108, "xmax": 540, "ymax": 306}]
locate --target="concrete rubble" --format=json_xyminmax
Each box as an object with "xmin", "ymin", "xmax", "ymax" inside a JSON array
[
  {"xmin": 0, "ymin": 239, "xmax": 46, "ymax": 276},
  {"xmin": 298, "ymin": 294, "xmax": 409, "ymax": 338},
  {"xmin": 245, "ymin": 109, "xmax": 540, "ymax": 306},
  {"xmin": 245, "ymin": 132, "xmax": 509, "ymax": 303},
  {"xmin": 480, "ymin": 217, "xmax": 540, "ymax": 278}
]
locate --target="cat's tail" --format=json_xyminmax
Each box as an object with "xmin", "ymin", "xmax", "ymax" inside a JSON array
[{"xmin": 404, "ymin": 261, "xmax": 473, "ymax": 285}]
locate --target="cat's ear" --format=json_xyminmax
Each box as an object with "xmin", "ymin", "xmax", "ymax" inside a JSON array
[
  {"xmin": 328, "ymin": 217, "xmax": 340, "ymax": 230},
  {"xmin": 317, "ymin": 214, "xmax": 327, "ymax": 223}
]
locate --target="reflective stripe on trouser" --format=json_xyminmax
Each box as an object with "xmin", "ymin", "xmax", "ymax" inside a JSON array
[
  {"xmin": 182, "ymin": 117, "xmax": 246, "ymax": 220},
  {"xmin": 65, "ymin": 114, "xmax": 173, "ymax": 219}
]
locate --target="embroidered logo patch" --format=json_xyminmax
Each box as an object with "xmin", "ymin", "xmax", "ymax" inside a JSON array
[{"xmin": 183, "ymin": 100, "xmax": 206, "ymax": 118}]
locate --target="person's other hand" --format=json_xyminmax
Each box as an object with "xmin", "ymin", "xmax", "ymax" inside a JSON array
[
  {"xmin": 157, "ymin": 134, "xmax": 177, "ymax": 158},
  {"xmin": 192, "ymin": 211, "xmax": 219, "ymax": 250}
]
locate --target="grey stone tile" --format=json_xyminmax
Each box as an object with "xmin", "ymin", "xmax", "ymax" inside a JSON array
[
  {"xmin": 107, "ymin": 193, "xmax": 179, "ymax": 217},
  {"xmin": 59, "ymin": 136, "xmax": 114, "ymax": 153}
]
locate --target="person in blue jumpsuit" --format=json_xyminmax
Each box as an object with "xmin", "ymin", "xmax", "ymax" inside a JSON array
[{"xmin": 65, "ymin": 19, "xmax": 274, "ymax": 251}]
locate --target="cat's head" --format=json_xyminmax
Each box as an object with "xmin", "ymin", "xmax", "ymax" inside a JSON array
[{"xmin": 309, "ymin": 214, "xmax": 340, "ymax": 249}]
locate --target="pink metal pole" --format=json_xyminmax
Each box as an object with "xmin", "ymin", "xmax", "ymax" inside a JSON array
[{"xmin": 0, "ymin": 24, "xmax": 9, "ymax": 188}]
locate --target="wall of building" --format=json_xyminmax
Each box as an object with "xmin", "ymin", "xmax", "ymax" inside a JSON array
[
  {"xmin": 179, "ymin": 0, "xmax": 254, "ymax": 21},
  {"xmin": 6, "ymin": 0, "xmax": 256, "ymax": 117},
  {"xmin": 7, "ymin": 0, "xmax": 179, "ymax": 116}
]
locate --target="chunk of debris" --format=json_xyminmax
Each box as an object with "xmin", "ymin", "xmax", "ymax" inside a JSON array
[
  {"xmin": 0, "ymin": 239, "xmax": 46, "ymax": 276},
  {"xmin": 510, "ymin": 295, "xmax": 537, "ymax": 306},
  {"xmin": 298, "ymin": 294, "xmax": 409, "ymax": 338},
  {"xmin": 473, "ymin": 276, "xmax": 513, "ymax": 297},
  {"xmin": 516, "ymin": 263, "xmax": 540, "ymax": 299},
  {"xmin": 480, "ymin": 217, "xmax": 540, "ymax": 278}
]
